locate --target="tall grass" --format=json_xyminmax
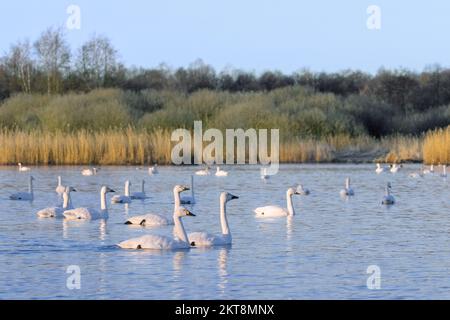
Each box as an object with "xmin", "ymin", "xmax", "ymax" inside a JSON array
[{"xmin": 423, "ymin": 126, "xmax": 450, "ymax": 164}]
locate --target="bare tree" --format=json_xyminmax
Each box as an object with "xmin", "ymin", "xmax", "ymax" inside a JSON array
[
  {"xmin": 34, "ymin": 27, "xmax": 71, "ymax": 94},
  {"xmin": 3, "ymin": 40, "xmax": 33, "ymax": 93},
  {"xmin": 76, "ymin": 35, "xmax": 118, "ymax": 89}
]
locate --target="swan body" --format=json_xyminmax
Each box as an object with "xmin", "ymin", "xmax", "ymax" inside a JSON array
[
  {"xmin": 189, "ymin": 192, "xmax": 238, "ymax": 247},
  {"xmin": 63, "ymin": 186, "xmax": 115, "ymax": 220},
  {"xmin": 130, "ymin": 180, "xmax": 147, "ymax": 199},
  {"xmin": 111, "ymin": 180, "xmax": 132, "ymax": 204},
  {"xmin": 382, "ymin": 182, "xmax": 395, "ymax": 205},
  {"xmin": 215, "ymin": 167, "xmax": 228, "ymax": 177},
  {"xmin": 254, "ymin": 187, "xmax": 300, "ymax": 218},
  {"xmin": 125, "ymin": 185, "xmax": 189, "ymax": 227},
  {"xmin": 390, "ymin": 164, "xmax": 402, "ymax": 173},
  {"xmin": 10, "ymin": 176, "xmax": 34, "ymax": 201},
  {"xmin": 149, "ymin": 164, "xmax": 159, "ymax": 175},
  {"xmin": 37, "ymin": 187, "xmax": 76, "ymax": 218},
  {"xmin": 180, "ymin": 176, "xmax": 196, "ymax": 204},
  {"xmin": 118, "ymin": 207, "xmax": 195, "ymax": 250},
  {"xmin": 196, "ymin": 167, "xmax": 210, "ymax": 176},
  {"xmin": 82, "ymin": 168, "xmax": 97, "ymax": 176},
  {"xmin": 340, "ymin": 177, "xmax": 354, "ymax": 196},
  {"xmin": 424, "ymin": 164, "xmax": 435, "ymax": 174},
  {"xmin": 55, "ymin": 176, "xmax": 66, "ymax": 195},
  {"xmin": 18, "ymin": 163, "xmax": 30, "ymax": 172},
  {"xmin": 375, "ymin": 163, "xmax": 386, "ymax": 174}
]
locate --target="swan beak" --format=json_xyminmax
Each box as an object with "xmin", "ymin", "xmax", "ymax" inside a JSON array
[
  {"xmin": 231, "ymin": 195, "xmax": 239, "ymax": 200},
  {"xmin": 186, "ymin": 210, "xmax": 196, "ymax": 217},
  {"xmin": 109, "ymin": 189, "xmax": 116, "ymax": 193},
  {"xmin": 72, "ymin": 188, "xmax": 77, "ymax": 192},
  {"xmin": 182, "ymin": 186, "xmax": 190, "ymax": 191}
]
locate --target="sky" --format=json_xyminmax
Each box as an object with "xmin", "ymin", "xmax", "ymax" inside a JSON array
[{"xmin": 0, "ymin": 0, "xmax": 449, "ymax": 74}]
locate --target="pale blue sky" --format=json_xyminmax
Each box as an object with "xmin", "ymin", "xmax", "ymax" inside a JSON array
[{"xmin": 0, "ymin": 0, "xmax": 449, "ymax": 73}]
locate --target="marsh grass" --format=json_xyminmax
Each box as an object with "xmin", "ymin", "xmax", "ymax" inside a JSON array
[{"xmin": 423, "ymin": 126, "xmax": 450, "ymax": 164}]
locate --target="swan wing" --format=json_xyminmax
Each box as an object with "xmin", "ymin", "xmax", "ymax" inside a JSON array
[
  {"xmin": 254, "ymin": 205, "xmax": 288, "ymax": 217},
  {"xmin": 63, "ymin": 207, "xmax": 99, "ymax": 220},
  {"xmin": 118, "ymin": 235, "xmax": 187, "ymax": 250},
  {"xmin": 9, "ymin": 192, "xmax": 32, "ymax": 200},
  {"xmin": 37, "ymin": 207, "xmax": 63, "ymax": 218},
  {"xmin": 111, "ymin": 195, "xmax": 131, "ymax": 203},
  {"xmin": 188, "ymin": 232, "xmax": 230, "ymax": 247},
  {"xmin": 125, "ymin": 213, "xmax": 172, "ymax": 226}
]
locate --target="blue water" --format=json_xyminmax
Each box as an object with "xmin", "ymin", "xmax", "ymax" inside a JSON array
[{"xmin": 0, "ymin": 164, "xmax": 449, "ymax": 299}]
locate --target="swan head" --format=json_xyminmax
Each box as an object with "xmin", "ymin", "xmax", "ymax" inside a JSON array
[
  {"xmin": 174, "ymin": 185, "xmax": 190, "ymax": 193},
  {"xmin": 287, "ymin": 187, "xmax": 300, "ymax": 196},
  {"xmin": 221, "ymin": 192, "xmax": 239, "ymax": 203},
  {"xmin": 174, "ymin": 207, "xmax": 196, "ymax": 218},
  {"xmin": 386, "ymin": 182, "xmax": 392, "ymax": 189},
  {"xmin": 101, "ymin": 186, "xmax": 115, "ymax": 193},
  {"xmin": 125, "ymin": 180, "xmax": 131, "ymax": 186},
  {"xmin": 65, "ymin": 186, "xmax": 77, "ymax": 193}
]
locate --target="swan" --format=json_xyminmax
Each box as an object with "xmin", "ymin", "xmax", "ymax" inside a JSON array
[
  {"xmin": 118, "ymin": 207, "xmax": 196, "ymax": 250},
  {"xmin": 297, "ymin": 184, "xmax": 310, "ymax": 195},
  {"xmin": 82, "ymin": 168, "xmax": 98, "ymax": 176},
  {"xmin": 375, "ymin": 163, "xmax": 386, "ymax": 174},
  {"xmin": 409, "ymin": 166, "xmax": 424, "ymax": 178},
  {"xmin": 441, "ymin": 165, "xmax": 447, "ymax": 178},
  {"xmin": 215, "ymin": 166, "xmax": 228, "ymax": 177},
  {"xmin": 111, "ymin": 180, "xmax": 132, "ymax": 204},
  {"xmin": 149, "ymin": 164, "xmax": 159, "ymax": 175},
  {"xmin": 124, "ymin": 185, "xmax": 189, "ymax": 227},
  {"xmin": 180, "ymin": 175, "xmax": 196, "ymax": 204},
  {"xmin": 196, "ymin": 166, "xmax": 210, "ymax": 176},
  {"xmin": 37, "ymin": 187, "xmax": 76, "ymax": 218},
  {"xmin": 188, "ymin": 192, "xmax": 239, "ymax": 247},
  {"xmin": 18, "ymin": 162, "xmax": 30, "ymax": 172},
  {"xmin": 381, "ymin": 182, "xmax": 395, "ymax": 205},
  {"xmin": 423, "ymin": 164, "xmax": 434, "ymax": 174},
  {"xmin": 260, "ymin": 167, "xmax": 269, "ymax": 180},
  {"xmin": 63, "ymin": 186, "xmax": 115, "ymax": 220},
  {"xmin": 254, "ymin": 187, "xmax": 301, "ymax": 218},
  {"xmin": 390, "ymin": 164, "xmax": 402, "ymax": 173},
  {"xmin": 340, "ymin": 177, "xmax": 354, "ymax": 196},
  {"xmin": 130, "ymin": 180, "xmax": 147, "ymax": 199},
  {"xmin": 10, "ymin": 176, "xmax": 34, "ymax": 201},
  {"xmin": 55, "ymin": 176, "xmax": 66, "ymax": 195}
]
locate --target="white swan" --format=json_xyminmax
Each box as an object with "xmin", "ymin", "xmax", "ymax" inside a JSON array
[
  {"xmin": 130, "ymin": 180, "xmax": 147, "ymax": 199},
  {"xmin": 254, "ymin": 187, "xmax": 301, "ymax": 218},
  {"xmin": 375, "ymin": 163, "xmax": 386, "ymax": 174},
  {"xmin": 390, "ymin": 164, "xmax": 402, "ymax": 173},
  {"xmin": 215, "ymin": 166, "xmax": 228, "ymax": 177},
  {"xmin": 382, "ymin": 182, "xmax": 395, "ymax": 205},
  {"xmin": 55, "ymin": 176, "xmax": 66, "ymax": 195},
  {"xmin": 441, "ymin": 165, "xmax": 447, "ymax": 178},
  {"xmin": 180, "ymin": 175, "xmax": 196, "ymax": 204},
  {"xmin": 111, "ymin": 180, "xmax": 132, "ymax": 204},
  {"xmin": 423, "ymin": 164, "xmax": 434, "ymax": 174},
  {"xmin": 18, "ymin": 162, "xmax": 30, "ymax": 172},
  {"xmin": 340, "ymin": 177, "xmax": 354, "ymax": 196},
  {"xmin": 118, "ymin": 207, "xmax": 196, "ymax": 250},
  {"xmin": 10, "ymin": 176, "xmax": 34, "ymax": 201},
  {"xmin": 196, "ymin": 166, "xmax": 210, "ymax": 176},
  {"xmin": 260, "ymin": 167, "xmax": 269, "ymax": 180},
  {"xmin": 82, "ymin": 168, "xmax": 98, "ymax": 176},
  {"xmin": 124, "ymin": 185, "xmax": 189, "ymax": 227},
  {"xmin": 188, "ymin": 192, "xmax": 238, "ymax": 247},
  {"xmin": 37, "ymin": 187, "xmax": 76, "ymax": 218},
  {"xmin": 63, "ymin": 186, "xmax": 115, "ymax": 220},
  {"xmin": 149, "ymin": 164, "xmax": 159, "ymax": 175},
  {"xmin": 409, "ymin": 166, "xmax": 424, "ymax": 178}
]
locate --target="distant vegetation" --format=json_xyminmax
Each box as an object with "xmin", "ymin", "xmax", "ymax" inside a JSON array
[{"xmin": 0, "ymin": 27, "xmax": 449, "ymax": 164}]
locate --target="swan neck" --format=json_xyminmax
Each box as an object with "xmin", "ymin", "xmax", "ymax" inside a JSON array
[
  {"xmin": 62, "ymin": 192, "xmax": 70, "ymax": 209},
  {"xmin": 100, "ymin": 189, "xmax": 107, "ymax": 211},
  {"xmin": 173, "ymin": 215, "xmax": 189, "ymax": 243},
  {"xmin": 124, "ymin": 182, "xmax": 130, "ymax": 196},
  {"xmin": 174, "ymin": 189, "xmax": 181, "ymax": 209},
  {"xmin": 220, "ymin": 199, "xmax": 230, "ymax": 236},
  {"xmin": 29, "ymin": 178, "xmax": 33, "ymax": 194},
  {"xmin": 58, "ymin": 176, "xmax": 62, "ymax": 186},
  {"xmin": 287, "ymin": 192, "xmax": 295, "ymax": 216},
  {"xmin": 191, "ymin": 176, "xmax": 194, "ymax": 198},
  {"xmin": 141, "ymin": 181, "xmax": 145, "ymax": 193}
]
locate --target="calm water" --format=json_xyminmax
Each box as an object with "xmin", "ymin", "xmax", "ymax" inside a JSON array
[{"xmin": 0, "ymin": 164, "xmax": 449, "ymax": 300}]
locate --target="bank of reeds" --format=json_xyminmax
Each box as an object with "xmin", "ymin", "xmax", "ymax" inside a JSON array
[
  {"xmin": 423, "ymin": 126, "xmax": 450, "ymax": 164},
  {"xmin": 0, "ymin": 128, "xmax": 428, "ymax": 165}
]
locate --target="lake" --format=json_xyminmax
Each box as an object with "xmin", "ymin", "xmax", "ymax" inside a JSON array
[{"xmin": 0, "ymin": 164, "xmax": 449, "ymax": 299}]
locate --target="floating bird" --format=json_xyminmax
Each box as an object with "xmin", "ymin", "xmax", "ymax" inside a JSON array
[
  {"xmin": 18, "ymin": 163, "xmax": 30, "ymax": 172},
  {"xmin": 381, "ymin": 182, "xmax": 395, "ymax": 205},
  {"xmin": 215, "ymin": 166, "xmax": 228, "ymax": 177},
  {"xmin": 63, "ymin": 186, "xmax": 115, "ymax": 220},
  {"xmin": 254, "ymin": 187, "xmax": 301, "ymax": 218},
  {"xmin": 10, "ymin": 176, "xmax": 34, "ymax": 201},
  {"xmin": 180, "ymin": 175, "xmax": 196, "ymax": 204},
  {"xmin": 340, "ymin": 177, "xmax": 354, "ymax": 196},
  {"xmin": 111, "ymin": 180, "xmax": 132, "ymax": 204},
  {"xmin": 81, "ymin": 168, "xmax": 98, "ymax": 176},
  {"xmin": 130, "ymin": 180, "xmax": 147, "ymax": 200},
  {"xmin": 37, "ymin": 187, "xmax": 76, "ymax": 218},
  {"xmin": 196, "ymin": 166, "xmax": 210, "ymax": 176}
]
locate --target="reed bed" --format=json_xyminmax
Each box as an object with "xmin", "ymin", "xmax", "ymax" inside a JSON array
[
  {"xmin": 423, "ymin": 126, "xmax": 450, "ymax": 164},
  {"xmin": 0, "ymin": 128, "xmax": 431, "ymax": 165}
]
